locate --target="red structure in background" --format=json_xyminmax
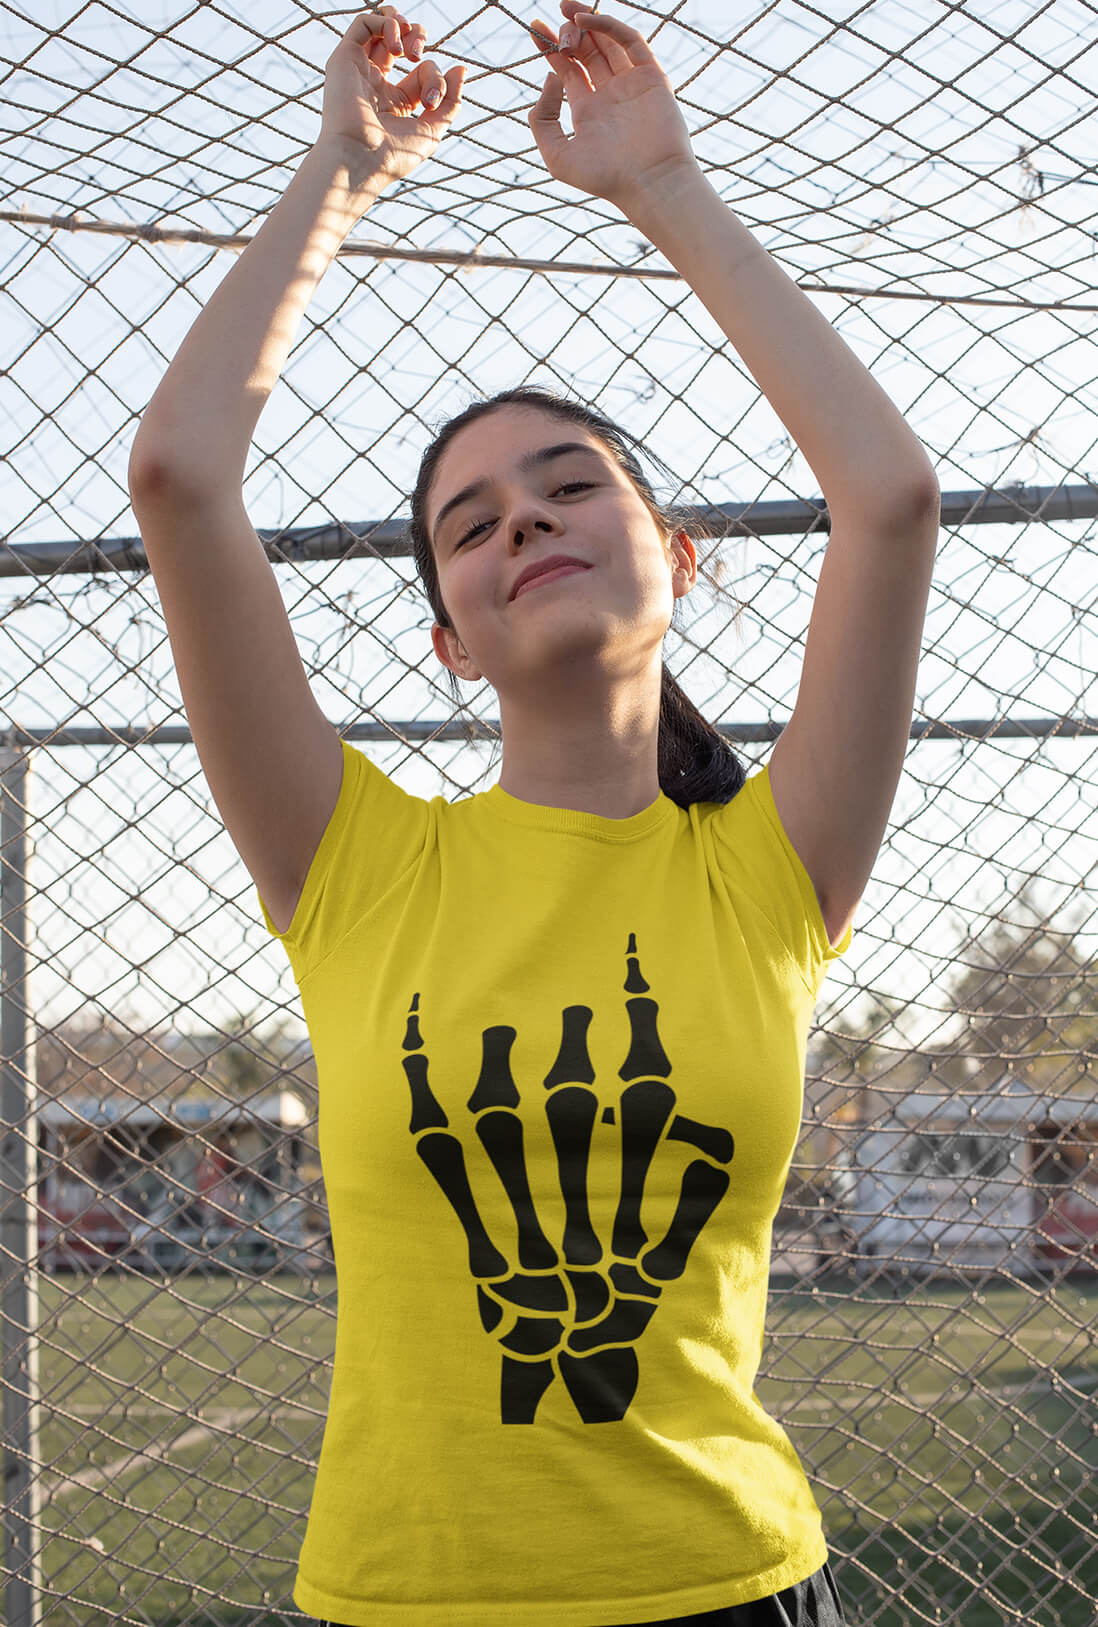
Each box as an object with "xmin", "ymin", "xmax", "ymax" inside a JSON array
[
  {"xmin": 36, "ymin": 1093, "xmax": 313, "ymax": 1273},
  {"xmin": 1032, "ymin": 1115, "xmax": 1098, "ymax": 1263},
  {"xmin": 842, "ymin": 1082, "xmax": 1098, "ymax": 1278}
]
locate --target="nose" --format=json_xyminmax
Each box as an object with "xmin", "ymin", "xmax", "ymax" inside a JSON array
[{"xmin": 508, "ymin": 493, "xmax": 562, "ymax": 550}]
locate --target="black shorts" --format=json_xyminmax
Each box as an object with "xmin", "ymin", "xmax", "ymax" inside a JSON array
[{"xmin": 317, "ymin": 1558, "xmax": 848, "ymax": 1626}]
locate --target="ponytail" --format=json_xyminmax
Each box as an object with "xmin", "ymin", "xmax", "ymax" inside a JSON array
[{"xmin": 658, "ymin": 660, "xmax": 746, "ymax": 809}]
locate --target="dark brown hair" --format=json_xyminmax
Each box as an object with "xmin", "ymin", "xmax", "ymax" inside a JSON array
[{"xmin": 409, "ymin": 386, "xmax": 746, "ymax": 809}]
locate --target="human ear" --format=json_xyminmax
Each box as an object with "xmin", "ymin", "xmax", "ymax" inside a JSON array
[
  {"xmin": 670, "ymin": 528, "xmax": 697, "ymax": 595},
  {"xmin": 431, "ymin": 620, "xmax": 483, "ymax": 683}
]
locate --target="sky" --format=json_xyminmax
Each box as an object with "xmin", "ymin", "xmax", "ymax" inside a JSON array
[{"xmin": 1, "ymin": 0, "xmax": 1098, "ymax": 1052}]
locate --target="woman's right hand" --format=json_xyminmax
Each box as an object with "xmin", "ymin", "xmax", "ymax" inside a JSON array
[{"xmin": 321, "ymin": 8, "xmax": 465, "ymax": 185}]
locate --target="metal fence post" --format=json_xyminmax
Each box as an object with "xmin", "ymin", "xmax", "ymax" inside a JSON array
[{"xmin": 0, "ymin": 742, "xmax": 41, "ymax": 1627}]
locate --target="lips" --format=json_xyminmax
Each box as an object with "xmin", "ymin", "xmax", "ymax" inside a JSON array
[{"xmin": 510, "ymin": 555, "xmax": 591, "ymax": 601}]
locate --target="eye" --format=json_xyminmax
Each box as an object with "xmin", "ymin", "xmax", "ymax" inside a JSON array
[
  {"xmin": 454, "ymin": 517, "xmax": 491, "ymax": 548},
  {"xmin": 453, "ymin": 482, "xmax": 595, "ymax": 549}
]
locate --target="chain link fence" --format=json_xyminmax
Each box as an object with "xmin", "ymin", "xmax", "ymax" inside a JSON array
[{"xmin": 2, "ymin": 1, "xmax": 1097, "ymax": 1622}]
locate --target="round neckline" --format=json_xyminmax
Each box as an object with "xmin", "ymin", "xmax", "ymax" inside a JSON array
[{"xmin": 481, "ymin": 782, "xmax": 675, "ymax": 842}]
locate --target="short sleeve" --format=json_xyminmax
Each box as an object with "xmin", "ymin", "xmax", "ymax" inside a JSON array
[
  {"xmin": 255, "ymin": 738, "xmax": 431, "ymax": 985},
  {"xmin": 708, "ymin": 764, "xmax": 852, "ymax": 995}
]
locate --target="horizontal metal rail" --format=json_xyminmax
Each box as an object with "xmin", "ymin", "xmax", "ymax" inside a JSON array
[
  {"xmin": 2, "ymin": 483, "xmax": 1096, "ymax": 578},
  {"xmin": 2, "ymin": 717, "xmax": 1096, "ymax": 753},
  {"xmin": 4, "ymin": 484, "xmax": 1095, "ymax": 755}
]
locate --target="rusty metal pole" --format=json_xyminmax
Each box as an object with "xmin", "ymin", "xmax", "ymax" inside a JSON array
[{"xmin": 0, "ymin": 742, "xmax": 42, "ymax": 1627}]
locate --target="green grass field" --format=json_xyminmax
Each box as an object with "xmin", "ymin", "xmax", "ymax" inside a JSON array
[
  {"xmin": 762, "ymin": 1274, "xmax": 1098, "ymax": 1626},
  {"xmin": 10, "ymin": 1271, "xmax": 1098, "ymax": 1625}
]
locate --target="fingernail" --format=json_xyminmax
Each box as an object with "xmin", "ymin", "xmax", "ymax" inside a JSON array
[
  {"xmin": 559, "ymin": 25, "xmax": 580, "ymax": 48},
  {"xmin": 424, "ymin": 88, "xmax": 442, "ymax": 109}
]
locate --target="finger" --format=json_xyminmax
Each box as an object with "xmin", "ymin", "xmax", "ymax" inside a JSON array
[
  {"xmin": 344, "ymin": 11, "xmax": 397, "ymax": 73},
  {"xmin": 527, "ymin": 70, "xmax": 570, "ymax": 166},
  {"xmin": 433, "ymin": 62, "xmax": 466, "ymax": 123},
  {"xmin": 533, "ymin": 13, "xmax": 614, "ymax": 87},
  {"xmin": 417, "ymin": 61, "xmax": 465, "ymax": 123},
  {"xmin": 344, "ymin": 9, "xmax": 423, "ymax": 62},
  {"xmin": 530, "ymin": 23, "xmax": 596, "ymax": 95},
  {"xmin": 384, "ymin": 57, "xmax": 443, "ymax": 110},
  {"xmin": 382, "ymin": 10, "xmax": 427, "ymax": 61},
  {"xmin": 374, "ymin": 8, "xmax": 428, "ymax": 63},
  {"xmin": 568, "ymin": 29, "xmax": 618, "ymax": 87},
  {"xmin": 378, "ymin": 7, "xmax": 403, "ymax": 56},
  {"xmin": 529, "ymin": 20, "xmax": 559, "ymax": 56},
  {"xmin": 566, "ymin": 8, "xmax": 658, "ymax": 68},
  {"xmin": 546, "ymin": 47, "xmax": 595, "ymax": 97},
  {"xmin": 343, "ymin": 11, "xmax": 383, "ymax": 44}
]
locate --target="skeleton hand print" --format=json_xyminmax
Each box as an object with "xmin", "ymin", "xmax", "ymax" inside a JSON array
[{"xmin": 401, "ymin": 933, "xmax": 735, "ymax": 1424}]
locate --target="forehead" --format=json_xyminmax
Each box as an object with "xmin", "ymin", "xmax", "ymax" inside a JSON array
[{"xmin": 430, "ymin": 408, "xmax": 610, "ymax": 506}]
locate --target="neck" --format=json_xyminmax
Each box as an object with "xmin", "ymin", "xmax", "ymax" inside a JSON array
[{"xmin": 495, "ymin": 666, "xmax": 662, "ymax": 819}]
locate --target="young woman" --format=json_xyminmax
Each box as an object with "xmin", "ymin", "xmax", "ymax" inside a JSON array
[{"xmin": 128, "ymin": 6, "xmax": 939, "ymax": 1624}]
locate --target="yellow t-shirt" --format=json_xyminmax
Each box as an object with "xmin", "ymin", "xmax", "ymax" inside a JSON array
[{"xmin": 257, "ymin": 739, "xmax": 852, "ymax": 1626}]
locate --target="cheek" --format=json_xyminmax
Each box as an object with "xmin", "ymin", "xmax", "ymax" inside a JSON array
[{"xmin": 443, "ymin": 554, "xmax": 499, "ymax": 636}]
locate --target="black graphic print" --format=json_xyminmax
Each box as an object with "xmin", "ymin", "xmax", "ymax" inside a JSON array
[{"xmin": 401, "ymin": 934, "xmax": 735, "ymax": 1425}]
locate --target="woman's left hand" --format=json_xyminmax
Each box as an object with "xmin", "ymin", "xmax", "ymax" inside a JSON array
[{"xmin": 528, "ymin": 2, "xmax": 701, "ymax": 213}]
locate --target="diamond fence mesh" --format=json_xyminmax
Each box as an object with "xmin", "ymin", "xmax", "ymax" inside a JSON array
[{"xmin": 1, "ymin": 1, "xmax": 1098, "ymax": 1623}]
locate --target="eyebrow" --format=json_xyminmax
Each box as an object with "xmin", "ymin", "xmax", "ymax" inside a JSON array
[{"xmin": 432, "ymin": 442, "xmax": 604, "ymax": 544}]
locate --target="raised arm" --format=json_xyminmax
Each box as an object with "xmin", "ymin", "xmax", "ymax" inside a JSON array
[
  {"xmin": 128, "ymin": 10, "xmax": 464, "ymax": 935},
  {"xmin": 130, "ymin": 8, "xmax": 463, "ymax": 492},
  {"xmin": 530, "ymin": 3, "xmax": 939, "ymax": 947}
]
